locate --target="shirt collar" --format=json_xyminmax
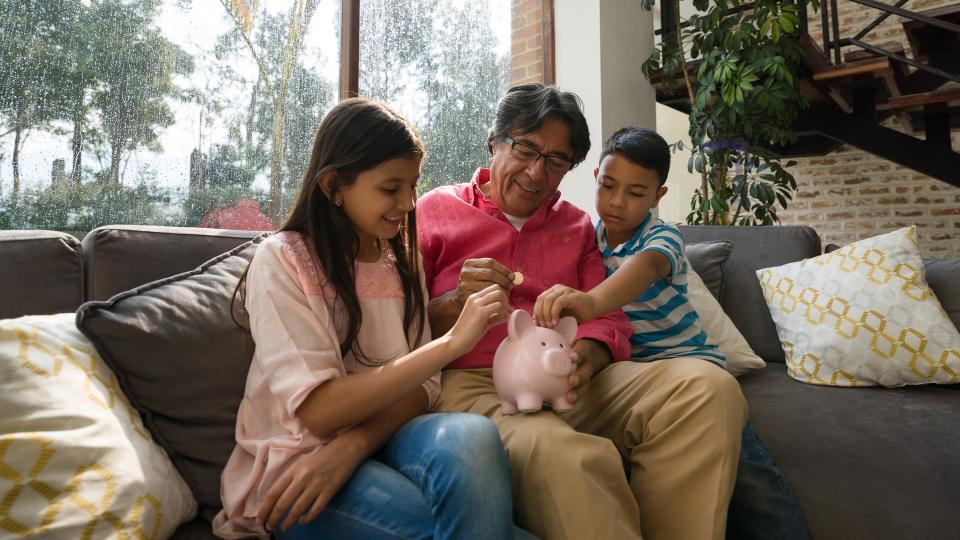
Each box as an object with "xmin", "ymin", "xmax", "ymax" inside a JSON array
[
  {"xmin": 597, "ymin": 211, "xmax": 652, "ymax": 257},
  {"xmin": 469, "ymin": 167, "xmax": 561, "ymax": 229}
]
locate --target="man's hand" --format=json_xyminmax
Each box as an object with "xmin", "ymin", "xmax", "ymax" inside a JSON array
[
  {"xmin": 454, "ymin": 258, "xmax": 515, "ymax": 307},
  {"xmin": 257, "ymin": 437, "xmax": 364, "ymax": 531},
  {"xmin": 430, "ymin": 258, "xmax": 515, "ymax": 336},
  {"xmin": 566, "ymin": 338, "xmax": 612, "ymax": 404}
]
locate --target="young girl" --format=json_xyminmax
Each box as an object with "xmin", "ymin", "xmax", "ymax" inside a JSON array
[{"xmin": 213, "ymin": 98, "xmax": 528, "ymax": 539}]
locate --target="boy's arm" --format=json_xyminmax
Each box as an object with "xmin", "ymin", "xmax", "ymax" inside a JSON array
[
  {"xmin": 587, "ymin": 250, "xmax": 672, "ymax": 316},
  {"xmin": 535, "ymin": 250, "xmax": 671, "ymax": 327}
]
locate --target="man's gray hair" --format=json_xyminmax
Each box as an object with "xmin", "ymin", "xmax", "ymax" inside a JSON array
[{"xmin": 487, "ymin": 83, "xmax": 591, "ymax": 168}]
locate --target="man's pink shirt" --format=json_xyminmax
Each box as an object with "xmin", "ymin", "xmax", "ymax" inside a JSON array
[{"xmin": 417, "ymin": 168, "xmax": 632, "ymax": 370}]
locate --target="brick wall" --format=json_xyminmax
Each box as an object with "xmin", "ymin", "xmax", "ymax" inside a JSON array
[
  {"xmin": 508, "ymin": 1, "xmax": 959, "ymax": 256},
  {"xmin": 783, "ymin": 0, "xmax": 960, "ymax": 257},
  {"xmin": 511, "ymin": 0, "xmax": 546, "ymax": 84}
]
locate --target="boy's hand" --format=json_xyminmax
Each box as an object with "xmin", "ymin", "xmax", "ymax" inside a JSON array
[{"xmin": 534, "ymin": 284, "xmax": 597, "ymax": 327}]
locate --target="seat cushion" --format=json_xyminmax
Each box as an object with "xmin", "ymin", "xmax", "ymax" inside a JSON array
[
  {"xmin": 740, "ymin": 366, "xmax": 960, "ymax": 540},
  {"xmin": 0, "ymin": 230, "xmax": 83, "ymax": 318}
]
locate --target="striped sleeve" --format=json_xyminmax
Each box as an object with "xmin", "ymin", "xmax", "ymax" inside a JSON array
[{"xmin": 640, "ymin": 223, "xmax": 685, "ymax": 281}]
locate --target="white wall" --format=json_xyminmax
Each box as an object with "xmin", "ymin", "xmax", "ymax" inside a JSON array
[
  {"xmin": 553, "ymin": 0, "xmax": 656, "ymax": 220},
  {"xmin": 655, "ymin": 104, "xmax": 699, "ymax": 224}
]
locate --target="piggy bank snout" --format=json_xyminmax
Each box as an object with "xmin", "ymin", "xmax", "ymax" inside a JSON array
[{"xmin": 542, "ymin": 347, "xmax": 574, "ymax": 376}]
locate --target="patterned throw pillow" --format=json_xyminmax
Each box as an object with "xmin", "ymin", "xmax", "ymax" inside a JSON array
[
  {"xmin": 757, "ymin": 227, "xmax": 960, "ymax": 387},
  {"xmin": 0, "ymin": 314, "xmax": 196, "ymax": 538}
]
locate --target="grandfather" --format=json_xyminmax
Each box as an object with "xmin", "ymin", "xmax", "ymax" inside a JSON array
[{"xmin": 417, "ymin": 83, "xmax": 747, "ymax": 540}]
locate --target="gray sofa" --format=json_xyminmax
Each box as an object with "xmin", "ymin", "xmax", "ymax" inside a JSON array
[{"xmin": 2, "ymin": 224, "xmax": 958, "ymax": 540}]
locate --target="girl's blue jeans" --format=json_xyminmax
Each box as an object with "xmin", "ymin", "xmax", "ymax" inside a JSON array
[{"xmin": 276, "ymin": 413, "xmax": 536, "ymax": 540}]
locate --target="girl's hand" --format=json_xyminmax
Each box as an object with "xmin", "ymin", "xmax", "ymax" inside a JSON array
[
  {"xmin": 534, "ymin": 284, "xmax": 597, "ymax": 327},
  {"xmin": 257, "ymin": 438, "xmax": 363, "ymax": 531},
  {"xmin": 447, "ymin": 284, "xmax": 510, "ymax": 356}
]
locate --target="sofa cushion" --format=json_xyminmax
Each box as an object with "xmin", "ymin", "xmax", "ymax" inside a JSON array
[
  {"xmin": 687, "ymin": 262, "xmax": 765, "ymax": 376},
  {"xmin": 0, "ymin": 314, "xmax": 197, "ymax": 536},
  {"xmin": 76, "ymin": 235, "xmax": 264, "ymax": 521},
  {"xmin": 685, "ymin": 240, "xmax": 733, "ymax": 300},
  {"xmin": 0, "ymin": 230, "xmax": 83, "ymax": 319},
  {"xmin": 924, "ymin": 259, "xmax": 960, "ymax": 332},
  {"xmin": 81, "ymin": 225, "xmax": 261, "ymax": 302},
  {"xmin": 679, "ymin": 225, "xmax": 821, "ymax": 362},
  {"xmin": 739, "ymin": 366, "xmax": 960, "ymax": 540},
  {"xmin": 757, "ymin": 227, "xmax": 960, "ymax": 387}
]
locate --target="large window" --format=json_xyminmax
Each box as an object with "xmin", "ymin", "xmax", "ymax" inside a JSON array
[
  {"xmin": 359, "ymin": 0, "xmax": 510, "ymax": 192},
  {"xmin": 0, "ymin": 0, "xmax": 509, "ymax": 234}
]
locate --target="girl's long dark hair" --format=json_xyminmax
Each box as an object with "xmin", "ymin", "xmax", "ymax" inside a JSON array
[{"xmin": 234, "ymin": 98, "xmax": 427, "ymax": 365}]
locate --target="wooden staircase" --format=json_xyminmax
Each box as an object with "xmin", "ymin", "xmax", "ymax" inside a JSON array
[{"xmin": 652, "ymin": 2, "xmax": 960, "ymax": 188}]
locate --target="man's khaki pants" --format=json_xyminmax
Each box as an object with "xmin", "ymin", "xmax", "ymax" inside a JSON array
[{"xmin": 433, "ymin": 358, "xmax": 748, "ymax": 540}]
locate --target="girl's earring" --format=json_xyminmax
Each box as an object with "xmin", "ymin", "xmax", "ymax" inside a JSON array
[{"xmin": 334, "ymin": 197, "xmax": 342, "ymax": 207}]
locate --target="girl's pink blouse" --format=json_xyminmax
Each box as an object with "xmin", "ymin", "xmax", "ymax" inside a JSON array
[{"xmin": 213, "ymin": 231, "xmax": 436, "ymax": 538}]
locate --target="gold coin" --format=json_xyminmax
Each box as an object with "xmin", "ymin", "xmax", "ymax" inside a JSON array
[{"xmin": 512, "ymin": 272, "xmax": 524, "ymax": 285}]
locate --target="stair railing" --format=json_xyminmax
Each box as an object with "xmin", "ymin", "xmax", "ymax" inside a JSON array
[{"xmin": 656, "ymin": 1, "xmax": 960, "ymax": 84}]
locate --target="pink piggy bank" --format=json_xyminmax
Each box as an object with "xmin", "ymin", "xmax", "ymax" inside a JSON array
[{"xmin": 493, "ymin": 309, "xmax": 578, "ymax": 415}]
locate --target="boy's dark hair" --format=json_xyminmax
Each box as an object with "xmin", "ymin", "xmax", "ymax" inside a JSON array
[
  {"xmin": 487, "ymin": 83, "xmax": 591, "ymax": 167},
  {"xmin": 600, "ymin": 127, "xmax": 671, "ymax": 186}
]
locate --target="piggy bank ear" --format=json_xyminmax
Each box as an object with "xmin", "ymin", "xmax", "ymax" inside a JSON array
[
  {"xmin": 554, "ymin": 316, "xmax": 578, "ymax": 343},
  {"xmin": 508, "ymin": 309, "xmax": 535, "ymax": 339}
]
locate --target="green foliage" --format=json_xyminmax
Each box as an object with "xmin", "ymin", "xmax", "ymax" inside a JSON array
[
  {"xmin": 0, "ymin": 0, "xmax": 507, "ymax": 234},
  {"xmin": 91, "ymin": 0, "xmax": 192, "ymax": 184},
  {"xmin": 1, "ymin": 181, "xmax": 180, "ymax": 234},
  {"xmin": 0, "ymin": 180, "xmax": 269, "ymax": 236},
  {"xmin": 418, "ymin": 0, "xmax": 509, "ymax": 191},
  {"xmin": 642, "ymin": 0, "xmax": 818, "ymax": 225},
  {"xmin": 0, "ymin": 0, "xmax": 78, "ymax": 191}
]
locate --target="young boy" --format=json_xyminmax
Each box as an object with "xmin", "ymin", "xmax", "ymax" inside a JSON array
[
  {"xmin": 533, "ymin": 127, "xmax": 722, "ymax": 366},
  {"xmin": 534, "ymin": 127, "xmax": 811, "ymax": 540}
]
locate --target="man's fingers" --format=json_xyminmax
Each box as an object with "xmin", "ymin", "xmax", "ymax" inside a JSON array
[
  {"xmin": 463, "ymin": 259, "xmax": 514, "ymax": 291},
  {"xmin": 469, "ymin": 257, "xmax": 514, "ymax": 278}
]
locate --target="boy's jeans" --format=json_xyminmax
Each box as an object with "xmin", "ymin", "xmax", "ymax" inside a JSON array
[
  {"xmin": 727, "ymin": 420, "xmax": 812, "ymax": 540},
  {"xmin": 276, "ymin": 413, "xmax": 535, "ymax": 540}
]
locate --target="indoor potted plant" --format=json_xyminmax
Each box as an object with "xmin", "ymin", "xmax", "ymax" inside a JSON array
[{"xmin": 641, "ymin": 0, "xmax": 818, "ymax": 225}]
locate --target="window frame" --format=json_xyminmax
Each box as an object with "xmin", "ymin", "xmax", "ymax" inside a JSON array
[{"xmin": 339, "ymin": 0, "xmax": 555, "ymax": 98}]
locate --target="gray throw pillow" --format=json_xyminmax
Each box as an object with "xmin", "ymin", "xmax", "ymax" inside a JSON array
[
  {"xmin": 685, "ymin": 240, "xmax": 734, "ymax": 300},
  {"xmin": 923, "ymin": 259, "xmax": 960, "ymax": 333},
  {"xmin": 76, "ymin": 235, "xmax": 265, "ymax": 522}
]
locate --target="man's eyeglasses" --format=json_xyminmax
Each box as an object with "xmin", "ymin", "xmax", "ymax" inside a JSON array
[{"xmin": 503, "ymin": 136, "xmax": 573, "ymax": 174}]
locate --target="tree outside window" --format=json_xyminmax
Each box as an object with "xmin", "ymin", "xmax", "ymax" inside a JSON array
[{"xmin": 0, "ymin": 0, "xmax": 510, "ymax": 235}]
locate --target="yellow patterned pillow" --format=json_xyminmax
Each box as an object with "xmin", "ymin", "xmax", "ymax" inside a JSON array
[
  {"xmin": 757, "ymin": 227, "xmax": 960, "ymax": 387},
  {"xmin": 0, "ymin": 314, "xmax": 196, "ymax": 538}
]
